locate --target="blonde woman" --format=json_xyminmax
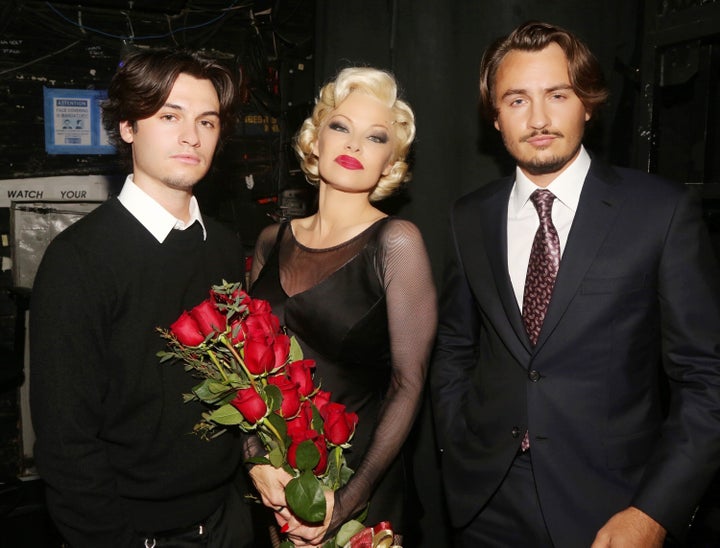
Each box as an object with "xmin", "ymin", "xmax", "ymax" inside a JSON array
[{"xmin": 248, "ymin": 67, "xmax": 437, "ymax": 547}]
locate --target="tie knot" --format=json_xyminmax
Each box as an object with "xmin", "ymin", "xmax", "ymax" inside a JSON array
[{"xmin": 530, "ymin": 189, "xmax": 555, "ymax": 220}]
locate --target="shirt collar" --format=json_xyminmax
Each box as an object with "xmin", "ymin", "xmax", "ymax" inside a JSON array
[
  {"xmin": 117, "ymin": 175, "xmax": 207, "ymax": 243},
  {"xmin": 510, "ymin": 145, "xmax": 591, "ymax": 214}
]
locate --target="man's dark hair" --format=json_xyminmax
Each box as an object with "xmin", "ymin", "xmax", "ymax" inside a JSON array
[
  {"xmin": 479, "ymin": 21, "xmax": 608, "ymax": 121},
  {"xmin": 102, "ymin": 47, "xmax": 238, "ymax": 163}
]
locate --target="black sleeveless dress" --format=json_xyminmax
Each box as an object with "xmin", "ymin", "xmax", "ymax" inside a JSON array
[{"xmin": 250, "ymin": 216, "xmax": 437, "ymax": 535}]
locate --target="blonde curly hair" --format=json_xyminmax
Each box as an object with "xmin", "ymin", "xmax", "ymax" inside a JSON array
[{"xmin": 293, "ymin": 67, "xmax": 416, "ymax": 202}]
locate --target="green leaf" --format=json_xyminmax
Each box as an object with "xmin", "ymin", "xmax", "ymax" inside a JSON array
[
  {"xmin": 225, "ymin": 372, "xmax": 250, "ymax": 388},
  {"xmin": 285, "ymin": 471, "xmax": 326, "ymax": 523},
  {"xmin": 323, "ymin": 446, "xmax": 342, "ymax": 487},
  {"xmin": 264, "ymin": 384, "xmax": 283, "ymax": 413},
  {"xmin": 217, "ymin": 391, "xmax": 239, "ymax": 406},
  {"xmin": 339, "ymin": 461, "xmax": 355, "ymax": 486},
  {"xmin": 192, "ymin": 379, "xmax": 232, "ymax": 403},
  {"xmin": 157, "ymin": 351, "xmax": 175, "ymax": 363},
  {"xmin": 264, "ymin": 412, "xmax": 288, "ymax": 445},
  {"xmin": 310, "ymin": 404, "xmax": 324, "ymax": 432},
  {"xmin": 320, "ymin": 447, "xmax": 354, "ymax": 491},
  {"xmin": 206, "ymin": 403, "xmax": 243, "ymax": 425},
  {"xmin": 279, "ymin": 542, "xmax": 295, "ymax": 548},
  {"xmin": 267, "ymin": 446, "xmax": 285, "ymax": 468},
  {"xmin": 244, "ymin": 455, "xmax": 271, "ymax": 466},
  {"xmin": 335, "ymin": 519, "xmax": 366, "ymax": 547},
  {"xmin": 295, "ymin": 439, "xmax": 320, "ymax": 472},
  {"xmin": 288, "ymin": 336, "xmax": 304, "ymax": 362}
]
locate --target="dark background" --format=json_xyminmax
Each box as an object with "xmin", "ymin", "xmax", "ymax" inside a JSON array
[{"xmin": 0, "ymin": 0, "xmax": 719, "ymax": 546}]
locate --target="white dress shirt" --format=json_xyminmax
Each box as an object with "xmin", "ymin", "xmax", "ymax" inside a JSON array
[
  {"xmin": 117, "ymin": 175, "xmax": 207, "ymax": 243},
  {"xmin": 507, "ymin": 146, "xmax": 591, "ymax": 309}
]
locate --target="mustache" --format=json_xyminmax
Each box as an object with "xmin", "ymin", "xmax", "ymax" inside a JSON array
[{"xmin": 521, "ymin": 129, "xmax": 564, "ymax": 142}]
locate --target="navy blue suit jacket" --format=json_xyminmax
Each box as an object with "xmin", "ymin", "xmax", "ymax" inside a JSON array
[{"xmin": 431, "ymin": 158, "xmax": 720, "ymax": 547}]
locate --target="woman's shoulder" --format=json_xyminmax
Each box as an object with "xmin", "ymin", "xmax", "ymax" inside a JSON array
[
  {"xmin": 255, "ymin": 221, "xmax": 286, "ymax": 246},
  {"xmin": 375, "ymin": 216, "xmax": 426, "ymax": 252},
  {"xmin": 377, "ymin": 216, "xmax": 423, "ymax": 240}
]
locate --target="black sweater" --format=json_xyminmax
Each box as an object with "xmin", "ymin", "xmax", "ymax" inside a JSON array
[{"xmin": 30, "ymin": 198, "xmax": 245, "ymax": 547}]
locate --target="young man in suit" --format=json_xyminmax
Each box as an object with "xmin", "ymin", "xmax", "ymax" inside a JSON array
[
  {"xmin": 30, "ymin": 48, "xmax": 254, "ymax": 547},
  {"xmin": 431, "ymin": 20, "xmax": 720, "ymax": 547}
]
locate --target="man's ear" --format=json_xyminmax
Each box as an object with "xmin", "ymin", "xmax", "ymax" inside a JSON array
[
  {"xmin": 119, "ymin": 121, "xmax": 134, "ymax": 144},
  {"xmin": 493, "ymin": 118, "xmax": 500, "ymax": 131}
]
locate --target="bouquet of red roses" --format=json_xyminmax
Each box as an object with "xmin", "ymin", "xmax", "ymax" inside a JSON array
[{"xmin": 157, "ymin": 280, "xmax": 399, "ymax": 547}]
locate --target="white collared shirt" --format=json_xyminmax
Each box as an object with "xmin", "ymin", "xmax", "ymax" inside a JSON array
[
  {"xmin": 507, "ymin": 146, "xmax": 591, "ymax": 309},
  {"xmin": 117, "ymin": 175, "xmax": 207, "ymax": 243}
]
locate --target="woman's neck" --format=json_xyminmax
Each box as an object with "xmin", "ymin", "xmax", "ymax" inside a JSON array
[{"xmin": 293, "ymin": 188, "xmax": 386, "ymax": 248}]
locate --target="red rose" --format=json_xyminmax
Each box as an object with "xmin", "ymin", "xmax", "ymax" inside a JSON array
[
  {"xmin": 320, "ymin": 402, "xmax": 359, "ymax": 446},
  {"xmin": 267, "ymin": 375, "xmax": 301, "ymax": 418},
  {"xmin": 248, "ymin": 298, "xmax": 272, "ymax": 315},
  {"xmin": 312, "ymin": 390, "xmax": 332, "ymax": 413},
  {"xmin": 244, "ymin": 337, "xmax": 276, "ymax": 375},
  {"xmin": 189, "ymin": 299, "xmax": 226, "ymax": 337},
  {"xmin": 272, "ymin": 334, "xmax": 291, "ymax": 370},
  {"xmin": 287, "ymin": 359, "xmax": 315, "ymax": 396},
  {"xmin": 286, "ymin": 401, "xmax": 312, "ymax": 438},
  {"xmin": 169, "ymin": 311, "xmax": 205, "ymax": 346},
  {"xmin": 287, "ymin": 429, "xmax": 328, "ymax": 475},
  {"xmin": 231, "ymin": 387, "xmax": 267, "ymax": 424},
  {"xmin": 244, "ymin": 313, "xmax": 280, "ymax": 343}
]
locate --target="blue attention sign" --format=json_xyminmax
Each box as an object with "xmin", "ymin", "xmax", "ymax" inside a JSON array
[{"xmin": 43, "ymin": 87, "xmax": 115, "ymax": 155}]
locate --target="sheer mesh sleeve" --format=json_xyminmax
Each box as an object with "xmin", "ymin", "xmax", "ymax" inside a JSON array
[
  {"xmin": 327, "ymin": 219, "xmax": 438, "ymax": 536},
  {"xmin": 250, "ymin": 223, "xmax": 281, "ymax": 287}
]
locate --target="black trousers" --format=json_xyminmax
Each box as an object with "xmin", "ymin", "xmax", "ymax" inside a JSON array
[
  {"xmin": 136, "ymin": 482, "xmax": 254, "ymax": 548},
  {"xmin": 455, "ymin": 451, "xmax": 555, "ymax": 548}
]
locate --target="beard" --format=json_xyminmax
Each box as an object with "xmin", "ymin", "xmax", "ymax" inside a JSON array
[
  {"xmin": 517, "ymin": 147, "xmax": 580, "ymax": 176},
  {"xmin": 507, "ymin": 130, "xmax": 582, "ymax": 176}
]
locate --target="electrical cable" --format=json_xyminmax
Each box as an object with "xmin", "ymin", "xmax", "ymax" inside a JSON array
[{"xmin": 44, "ymin": 1, "xmax": 240, "ymax": 41}]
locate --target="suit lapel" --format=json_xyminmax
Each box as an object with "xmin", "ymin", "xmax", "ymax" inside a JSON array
[
  {"xmin": 534, "ymin": 161, "xmax": 623, "ymax": 350},
  {"xmin": 476, "ymin": 179, "xmax": 534, "ymax": 359}
]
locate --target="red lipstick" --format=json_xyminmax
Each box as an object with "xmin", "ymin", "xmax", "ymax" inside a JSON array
[{"xmin": 335, "ymin": 155, "xmax": 363, "ymax": 170}]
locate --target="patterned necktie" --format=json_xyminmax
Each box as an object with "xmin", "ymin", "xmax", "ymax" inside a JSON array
[
  {"xmin": 522, "ymin": 189, "xmax": 561, "ymax": 346},
  {"xmin": 520, "ymin": 189, "xmax": 560, "ymax": 452}
]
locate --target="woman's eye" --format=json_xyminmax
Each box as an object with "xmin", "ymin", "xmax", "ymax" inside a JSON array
[
  {"xmin": 368, "ymin": 134, "xmax": 389, "ymax": 144},
  {"xmin": 329, "ymin": 122, "xmax": 348, "ymax": 132}
]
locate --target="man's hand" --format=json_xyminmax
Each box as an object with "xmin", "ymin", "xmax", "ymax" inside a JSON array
[{"xmin": 592, "ymin": 506, "xmax": 666, "ymax": 547}]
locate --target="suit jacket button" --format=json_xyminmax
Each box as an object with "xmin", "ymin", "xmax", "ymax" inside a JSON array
[
  {"xmin": 528, "ymin": 369, "xmax": 540, "ymax": 382},
  {"xmin": 511, "ymin": 427, "xmax": 520, "ymax": 438}
]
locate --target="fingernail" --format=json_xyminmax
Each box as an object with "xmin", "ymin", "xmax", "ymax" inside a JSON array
[{"xmin": 280, "ymin": 523, "xmax": 289, "ymax": 533}]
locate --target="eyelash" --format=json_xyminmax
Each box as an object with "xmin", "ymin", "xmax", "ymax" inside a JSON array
[
  {"xmin": 159, "ymin": 114, "xmax": 216, "ymax": 129},
  {"xmin": 328, "ymin": 122, "xmax": 388, "ymax": 144}
]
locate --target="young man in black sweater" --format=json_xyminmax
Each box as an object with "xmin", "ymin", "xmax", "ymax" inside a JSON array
[{"xmin": 30, "ymin": 48, "xmax": 254, "ymax": 547}]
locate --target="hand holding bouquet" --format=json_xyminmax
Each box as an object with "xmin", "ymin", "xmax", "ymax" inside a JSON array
[{"xmin": 157, "ymin": 280, "xmax": 400, "ymax": 547}]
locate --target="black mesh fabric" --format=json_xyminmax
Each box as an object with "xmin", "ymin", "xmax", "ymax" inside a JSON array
[{"xmin": 250, "ymin": 217, "xmax": 437, "ymax": 538}]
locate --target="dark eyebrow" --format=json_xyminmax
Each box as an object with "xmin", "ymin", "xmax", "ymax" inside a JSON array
[
  {"xmin": 500, "ymin": 83, "xmax": 574, "ymax": 100},
  {"xmin": 500, "ymin": 88, "xmax": 527, "ymax": 100},
  {"xmin": 163, "ymin": 102, "xmax": 220, "ymax": 118},
  {"xmin": 546, "ymin": 84, "xmax": 574, "ymax": 93}
]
